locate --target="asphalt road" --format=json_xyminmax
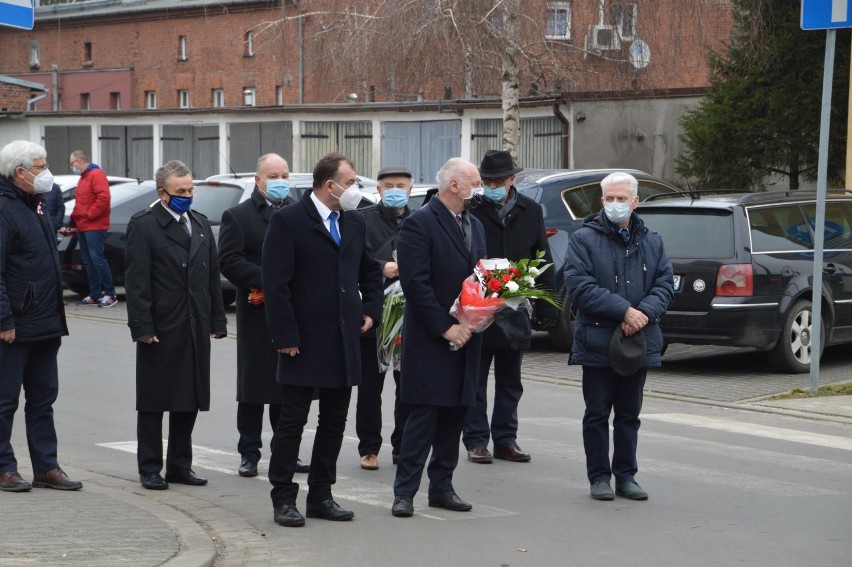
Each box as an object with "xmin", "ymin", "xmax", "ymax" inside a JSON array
[{"xmin": 12, "ymin": 299, "xmax": 851, "ymax": 566}]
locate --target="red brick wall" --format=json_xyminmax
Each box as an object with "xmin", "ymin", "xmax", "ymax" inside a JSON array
[{"xmin": 0, "ymin": 82, "xmax": 37, "ymax": 112}]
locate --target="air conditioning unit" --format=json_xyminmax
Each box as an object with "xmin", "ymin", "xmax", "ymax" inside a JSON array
[{"xmin": 588, "ymin": 25, "xmax": 621, "ymax": 51}]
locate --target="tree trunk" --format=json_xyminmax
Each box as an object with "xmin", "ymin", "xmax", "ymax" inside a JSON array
[
  {"xmin": 790, "ymin": 153, "xmax": 800, "ymax": 190},
  {"xmin": 500, "ymin": 5, "xmax": 521, "ymax": 160}
]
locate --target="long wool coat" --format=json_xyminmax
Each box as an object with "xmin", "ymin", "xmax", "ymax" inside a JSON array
[
  {"xmin": 218, "ymin": 189, "xmax": 291, "ymax": 404},
  {"xmin": 125, "ymin": 203, "xmax": 227, "ymax": 412}
]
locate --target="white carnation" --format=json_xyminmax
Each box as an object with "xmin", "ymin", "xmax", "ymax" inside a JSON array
[
  {"xmin": 528, "ymin": 267, "xmax": 541, "ymax": 277},
  {"xmin": 505, "ymin": 280, "xmax": 520, "ymax": 293},
  {"xmin": 524, "ymin": 276, "xmax": 536, "ymax": 286}
]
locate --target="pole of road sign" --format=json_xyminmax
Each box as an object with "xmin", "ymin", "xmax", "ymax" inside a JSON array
[
  {"xmin": 810, "ymin": 29, "xmax": 835, "ymax": 395},
  {"xmin": 847, "ymin": 39, "xmax": 852, "ymax": 189}
]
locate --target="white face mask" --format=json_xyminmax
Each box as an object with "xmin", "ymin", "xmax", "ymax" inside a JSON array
[
  {"xmin": 25, "ymin": 167, "xmax": 55, "ymax": 194},
  {"xmin": 603, "ymin": 201, "xmax": 632, "ymax": 224},
  {"xmin": 331, "ymin": 181, "xmax": 362, "ymax": 211}
]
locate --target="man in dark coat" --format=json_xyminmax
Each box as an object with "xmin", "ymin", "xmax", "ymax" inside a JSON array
[
  {"xmin": 463, "ymin": 150, "xmax": 558, "ymax": 465},
  {"xmin": 125, "ymin": 160, "xmax": 227, "ymax": 491},
  {"xmin": 354, "ymin": 165, "xmax": 414, "ymax": 471},
  {"xmin": 390, "ymin": 158, "xmax": 487, "ymax": 518},
  {"xmin": 262, "ymin": 152, "xmax": 383, "ymax": 528},
  {"xmin": 44, "ymin": 182, "xmax": 65, "ymax": 234},
  {"xmin": 565, "ymin": 171, "xmax": 673, "ymax": 502},
  {"xmin": 219, "ymin": 153, "xmax": 309, "ymax": 477},
  {"xmin": 0, "ymin": 140, "xmax": 82, "ymax": 493}
]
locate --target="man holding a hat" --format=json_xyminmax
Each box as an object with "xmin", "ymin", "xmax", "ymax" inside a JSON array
[
  {"xmin": 463, "ymin": 149, "xmax": 557, "ymax": 465},
  {"xmin": 564, "ymin": 171, "xmax": 673, "ymax": 501},
  {"xmin": 354, "ymin": 165, "xmax": 414, "ymax": 470}
]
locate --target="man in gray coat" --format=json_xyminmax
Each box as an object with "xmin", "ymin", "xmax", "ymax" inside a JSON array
[{"xmin": 125, "ymin": 160, "xmax": 227, "ymax": 490}]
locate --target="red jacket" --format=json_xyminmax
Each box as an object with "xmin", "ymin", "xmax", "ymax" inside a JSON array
[{"xmin": 71, "ymin": 165, "xmax": 111, "ymax": 231}]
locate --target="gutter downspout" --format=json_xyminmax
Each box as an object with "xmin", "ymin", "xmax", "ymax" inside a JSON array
[
  {"xmin": 552, "ymin": 101, "xmax": 571, "ymax": 169},
  {"xmin": 298, "ymin": 16, "xmax": 304, "ymax": 105},
  {"xmin": 52, "ymin": 64, "xmax": 59, "ymax": 110},
  {"xmin": 26, "ymin": 88, "xmax": 49, "ymax": 112}
]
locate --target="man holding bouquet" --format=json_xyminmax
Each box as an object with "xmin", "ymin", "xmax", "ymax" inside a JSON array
[
  {"xmin": 463, "ymin": 149, "xmax": 557, "ymax": 465},
  {"xmin": 391, "ymin": 158, "xmax": 487, "ymax": 518}
]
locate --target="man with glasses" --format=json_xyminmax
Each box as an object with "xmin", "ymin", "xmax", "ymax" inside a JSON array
[
  {"xmin": 391, "ymin": 158, "xmax": 486, "ymax": 518},
  {"xmin": 463, "ymin": 149, "xmax": 557, "ymax": 465},
  {"xmin": 262, "ymin": 153, "xmax": 383, "ymax": 527},
  {"xmin": 0, "ymin": 140, "xmax": 83, "ymax": 492},
  {"xmin": 69, "ymin": 150, "xmax": 117, "ymax": 307}
]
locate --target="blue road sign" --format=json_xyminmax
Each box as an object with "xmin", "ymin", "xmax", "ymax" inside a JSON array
[
  {"xmin": 802, "ymin": 0, "xmax": 852, "ymax": 30},
  {"xmin": 0, "ymin": 0, "xmax": 33, "ymax": 31}
]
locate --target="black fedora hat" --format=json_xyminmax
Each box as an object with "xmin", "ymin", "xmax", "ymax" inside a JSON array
[
  {"xmin": 479, "ymin": 149, "xmax": 524, "ymax": 179},
  {"xmin": 609, "ymin": 328, "xmax": 646, "ymax": 377}
]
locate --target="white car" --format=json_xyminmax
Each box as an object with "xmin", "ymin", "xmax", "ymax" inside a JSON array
[{"xmin": 54, "ymin": 174, "xmax": 139, "ymax": 202}]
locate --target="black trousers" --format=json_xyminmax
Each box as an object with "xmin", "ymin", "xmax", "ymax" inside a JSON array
[
  {"xmin": 268, "ymin": 385, "xmax": 351, "ymax": 507},
  {"xmin": 355, "ymin": 336, "xmax": 382, "ymax": 456},
  {"xmin": 237, "ymin": 402, "xmax": 282, "ymax": 458},
  {"xmin": 137, "ymin": 410, "xmax": 197, "ymax": 476},
  {"xmin": 393, "ymin": 404, "xmax": 467, "ymax": 497},
  {"xmin": 463, "ymin": 345, "xmax": 524, "ymax": 450}
]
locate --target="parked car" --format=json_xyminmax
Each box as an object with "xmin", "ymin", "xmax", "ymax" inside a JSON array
[
  {"xmin": 512, "ymin": 168, "xmax": 684, "ymax": 349},
  {"xmin": 53, "ymin": 174, "xmax": 139, "ymax": 202},
  {"xmin": 635, "ymin": 190, "xmax": 852, "ymax": 373},
  {"xmin": 57, "ymin": 181, "xmax": 157, "ymax": 295}
]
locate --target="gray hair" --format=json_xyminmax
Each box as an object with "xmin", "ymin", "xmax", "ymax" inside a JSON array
[
  {"xmin": 70, "ymin": 149, "xmax": 90, "ymax": 163},
  {"xmin": 600, "ymin": 171, "xmax": 639, "ymax": 198},
  {"xmin": 0, "ymin": 140, "xmax": 46, "ymax": 178},
  {"xmin": 435, "ymin": 157, "xmax": 471, "ymax": 191},
  {"xmin": 155, "ymin": 160, "xmax": 192, "ymax": 191}
]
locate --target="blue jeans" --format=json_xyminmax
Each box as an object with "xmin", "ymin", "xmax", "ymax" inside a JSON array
[
  {"xmin": 581, "ymin": 365, "xmax": 647, "ymax": 485},
  {"xmin": 78, "ymin": 230, "xmax": 115, "ymax": 299}
]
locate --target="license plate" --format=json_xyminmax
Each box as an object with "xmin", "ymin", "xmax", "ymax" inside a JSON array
[{"xmin": 673, "ymin": 275, "xmax": 682, "ymax": 291}]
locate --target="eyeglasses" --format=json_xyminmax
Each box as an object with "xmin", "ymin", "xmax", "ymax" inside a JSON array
[{"xmin": 21, "ymin": 163, "xmax": 49, "ymax": 173}]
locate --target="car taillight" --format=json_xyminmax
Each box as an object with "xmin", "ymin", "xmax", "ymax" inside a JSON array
[
  {"xmin": 716, "ymin": 264, "xmax": 753, "ymax": 296},
  {"xmin": 545, "ymin": 228, "xmax": 558, "ymax": 238}
]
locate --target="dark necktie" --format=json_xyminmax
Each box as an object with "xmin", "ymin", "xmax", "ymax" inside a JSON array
[
  {"xmin": 619, "ymin": 227, "xmax": 630, "ymax": 243},
  {"xmin": 329, "ymin": 211, "xmax": 341, "ymax": 246},
  {"xmin": 456, "ymin": 213, "xmax": 471, "ymax": 249},
  {"xmin": 179, "ymin": 215, "xmax": 190, "ymax": 236}
]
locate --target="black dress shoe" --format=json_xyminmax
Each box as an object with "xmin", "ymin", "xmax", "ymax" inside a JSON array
[
  {"xmin": 140, "ymin": 472, "xmax": 168, "ymax": 490},
  {"xmin": 274, "ymin": 504, "xmax": 305, "ymax": 527},
  {"xmin": 493, "ymin": 444, "xmax": 531, "ymax": 462},
  {"xmin": 295, "ymin": 459, "xmax": 310, "ymax": 474},
  {"xmin": 305, "ymin": 499, "xmax": 354, "ymax": 521},
  {"xmin": 165, "ymin": 469, "xmax": 208, "ymax": 486},
  {"xmin": 238, "ymin": 454, "xmax": 259, "ymax": 477},
  {"xmin": 391, "ymin": 495, "xmax": 414, "ymax": 517},
  {"xmin": 428, "ymin": 491, "xmax": 472, "ymax": 511}
]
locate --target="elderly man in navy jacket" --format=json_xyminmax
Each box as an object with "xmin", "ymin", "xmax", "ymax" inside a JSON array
[
  {"xmin": 390, "ymin": 158, "xmax": 487, "ymax": 518},
  {"xmin": 262, "ymin": 153, "xmax": 383, "ymax": 527},
  {"xmin": 565, "ymin": 171, "xmax": 673, "ymax": 502}
]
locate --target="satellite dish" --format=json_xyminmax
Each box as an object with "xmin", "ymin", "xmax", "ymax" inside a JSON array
[{"xmin": 629, "ymin": 40, "xmax": 651, "ymax": 69}]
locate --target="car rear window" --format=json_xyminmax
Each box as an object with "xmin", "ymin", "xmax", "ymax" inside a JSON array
[
  {"xmin": 748, "ymin": 205, "xmax": 813, "ymax": 252},
  {"xmin": 191, "ymin": 184, "xmax": 245, "ymax": 224},
  {"xmin": 803, "ymin": 202, "xmax": 852, "ymax": 249},
  {"xmin": 639, "ymin": 209, "xmax": 735, "ymax": 258}
]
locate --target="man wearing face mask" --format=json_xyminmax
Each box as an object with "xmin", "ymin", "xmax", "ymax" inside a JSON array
[
  {"xmin": 124, "ymin": 160, "xmax": 227, "ymax": 491},
  {"xmin": 354, "ymin": 165, "xmax": 413, "ymax": 471},
  {"xmin": 463, "ymin": 150, "xmax": 558, "ymax": 465},
  {"xmin": 390, "ymin": 158, "xmax": 486, "ymax": 518},
  {"xmin": 218, "ymin": 153, "xmax": 309, "ymax": 477},
  {"xmin": 564, "ymin": 171, "xmax": 673, "ymax": 502},
  {"xmin": 0, "ymin": 140, "xmax": 83, "ymax": 493},
  {"xmin": 69, "ymin": 150, "xmax": 116, "ymax": 308},
  {"xmin": 262, "ymin": 152, "xmax": 383, "ymax": 527}
]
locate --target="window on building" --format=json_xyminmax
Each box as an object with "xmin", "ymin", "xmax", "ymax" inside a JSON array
[
  {"xmin": 110, "ymin": 92, "xmax": 121, "ymax": 110},
  {"xmin": 81, "ymin": 93, "xmax": 91, "ymax": 110},
  {"xmin": 546, "ymin": 1, "xmax": 571, "ymax": 41},
  {"xmin": 178, "ymin": 36, "xmax": 188, "ymax": 61},
  {"xmin": 612, "ymin": 2, "xmax": 638, "ymax": 41},
  {"xmin": 29, "ymin": 40, "xmax": 40, "ymax": 69},
  {"xmin": 145, "ymin": 91, "xmax": 156, "ymax": 110},
  {"xmin": 245, "ymin": 30, "xmax": 254, "ymax": 57},
  {"xmin": 275, "ymin": 85, "xmax": 284, "ymax": 106},
  {"xmin": 178, "ymin": 89, "xmax": 190, "ymax": 109},
  {"xmin": 212, "ymin": 89, "xmax": 225, "ymax": 108},
  {"xmin": 83, "ymin": 42, "xmax": 93, "ymax": 64},
  {"xmin": 243, "ymin": 87, "xmax": 256, "ymax": 107}
]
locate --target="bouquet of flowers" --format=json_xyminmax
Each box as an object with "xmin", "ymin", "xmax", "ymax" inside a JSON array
[
  {"xmin": 448, "ymin": 250, "xmax": 560, "ymax": 350},
  {"xmin": 377, "ymin": 280, "xmax": 405, "ymax": 371}
]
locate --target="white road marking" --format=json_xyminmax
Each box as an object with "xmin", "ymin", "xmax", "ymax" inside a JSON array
[{"xmin": 642, "ymin": 413, "xmax": 852, "ymax": 452}]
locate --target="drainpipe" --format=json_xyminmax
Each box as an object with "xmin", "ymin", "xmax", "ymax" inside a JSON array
[
  {"xmin": 552, "ymin": 102, "xmax": 571, "ymax": 169},
  {"xmin": 26, "ymin": 88, "xmax": 49, "ymax": 112},
  {"xmin": 52, "ymin": 64, "xmax": 59, "ymax": 110},
  {"xmin": 298, "ymin": 16, "xmax": 304, "ymax": 105}
]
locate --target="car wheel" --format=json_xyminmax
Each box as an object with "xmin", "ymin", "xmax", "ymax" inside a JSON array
[
  {"xmin": 547, "ymin": 297, "xmax": 574, "ymax": 351},
  {"xmin": 222, "ymin": 289, "xmax": 236, "ymax": 307},
  {"xmin": 767, "ymin": 299, "xmax": 825, "ymax": 374}
]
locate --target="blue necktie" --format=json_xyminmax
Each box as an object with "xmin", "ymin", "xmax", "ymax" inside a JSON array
[
  {"xmin": 619, "ymin": 227, "xmax": 630, "ymax": 243},
  {"xmin": 329, "ymin": 211, "xmax": 341, "ymax": 246}
]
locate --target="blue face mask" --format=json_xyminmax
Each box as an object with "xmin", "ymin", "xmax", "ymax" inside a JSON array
[
  {"xmin": 166, "ymin": 193, "xmax": 193, "ymax": 215},
  {"xmin": 382, "ymin": 188, "xmax": 409, "ymax": 209},
  {"xmin": 265, "ymin": 179, "xmax": 290, "ymax": 202},
  {"xmin": 483, "ymin": 186, "xmax": 507, "ymax": 202},
  {"xmin": 71, "ymin": 166, "xmax": 81, "ymax": 175}
]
